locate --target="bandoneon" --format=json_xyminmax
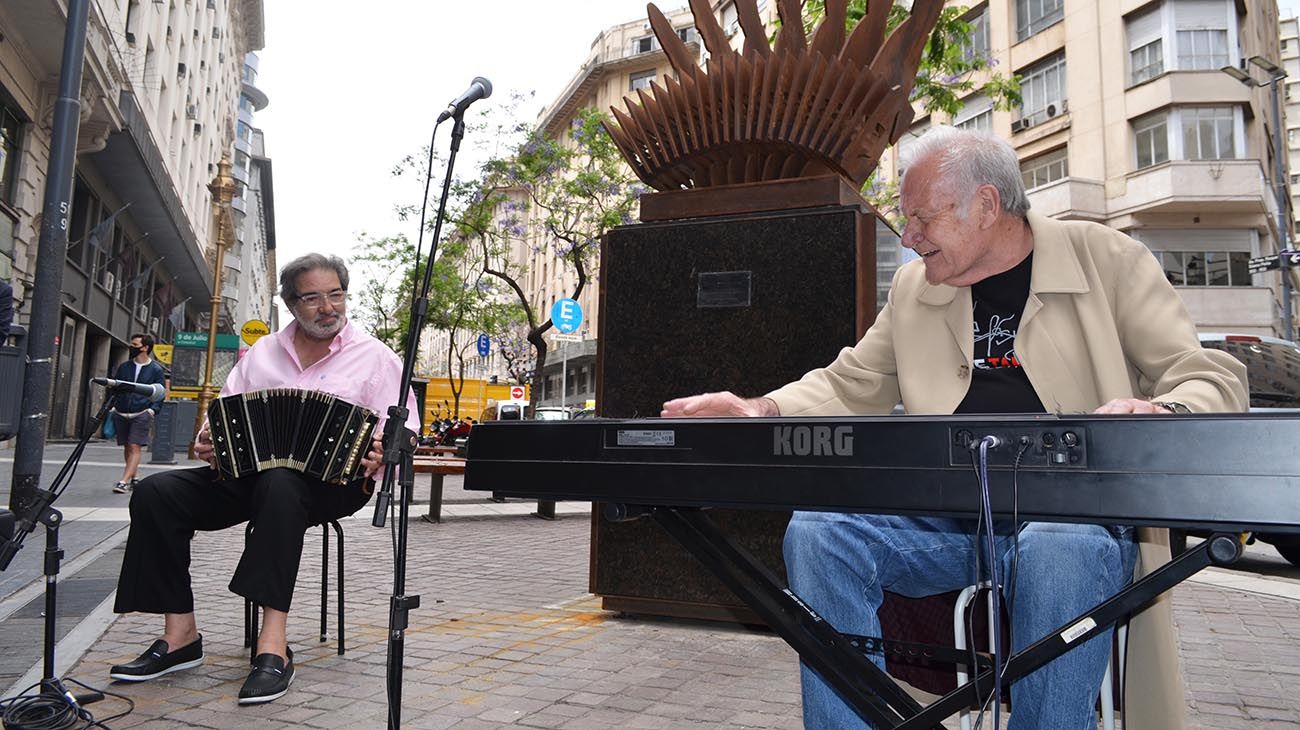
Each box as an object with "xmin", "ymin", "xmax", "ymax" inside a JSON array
[{"xmin": 207, "ymin": 388, "xmax": 379, "ymax": 485}]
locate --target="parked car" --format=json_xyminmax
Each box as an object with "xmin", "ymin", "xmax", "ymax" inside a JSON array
[
  {"xmin": 571, "ymin": 407, "xmax": 596, "ymax": 420},
  {"xmin": 1169, "ymin": 334, "xmax": 1300, "ymax": 566},
  {"xmin": 533, "ymin": 407, "xmax": 571, "ymax": 421}
]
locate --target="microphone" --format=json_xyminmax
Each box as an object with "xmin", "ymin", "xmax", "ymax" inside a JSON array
[
  {"xmin": 91, "ymin": 377, "xmax": 166, "ymax": 402},
  {"xmin": 436, "ymin": 77, "xmax": 493, "ymax": 122}
]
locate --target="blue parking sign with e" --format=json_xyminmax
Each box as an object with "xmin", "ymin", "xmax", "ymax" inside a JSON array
[
  {"xmin": 551, "ymin": 298, "xmax": 584, "ymax": 334},
  {"xmin": 476, "ymin": 333, "xmax": 490, "ymax": 357}
]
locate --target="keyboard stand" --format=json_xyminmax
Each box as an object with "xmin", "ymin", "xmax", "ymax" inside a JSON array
[{"xmin": 626, "ymin": 505, "xmax": 1243, "ymax": 729}]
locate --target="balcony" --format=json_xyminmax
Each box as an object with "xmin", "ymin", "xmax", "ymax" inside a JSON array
[
  {"xmin": 1109, "ymin": 159, "xmax": 1272, "ymax": 218},
  {"xmin": 1179, "ymin": 286, "xmax": 1274, "ymax": 332},
  {"xmin": 1025, "ymin": 177, "xmax": 1106, "ymax": 221}
]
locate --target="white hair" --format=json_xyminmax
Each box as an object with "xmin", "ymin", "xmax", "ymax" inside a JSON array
[{"xmin": 899, "ymin": 125, "xmax": 1031, "ymax": 217}]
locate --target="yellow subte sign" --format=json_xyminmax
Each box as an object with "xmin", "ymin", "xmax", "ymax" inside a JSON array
[{"xmin": 240, "ymin": 319, "xmax": 270, "ymax": 346}]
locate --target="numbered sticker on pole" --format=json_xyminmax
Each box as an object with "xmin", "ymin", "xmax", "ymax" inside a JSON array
[
  {"xmin": 551, "ymin": 298, "xmax": 584, "ymax": 334},
  {"xmin": 476, "ymin": 333, "xmax": 490, "ymax": 357}
]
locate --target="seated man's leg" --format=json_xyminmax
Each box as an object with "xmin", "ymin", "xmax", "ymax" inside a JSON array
[
  {"xmin": 115, "ymin": 467, "xmax": 253, "ymax": 615},
  {"xmin": 232, "ymin": 470, "xmax": 370, "ymax": 638},
  {"xmin": 1002, "ymin": 523, "xmax": 1138, "ymax": 730},
  {"xmin": 783, "ymin": 512, "xmax": 989, "ymax": 729}
]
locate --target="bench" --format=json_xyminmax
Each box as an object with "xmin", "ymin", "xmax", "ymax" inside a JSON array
[{"xmin": 411, "ymin": 456, "xmax": 467, "ymax": 523}]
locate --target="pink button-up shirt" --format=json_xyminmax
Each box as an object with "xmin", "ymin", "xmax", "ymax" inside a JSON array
[{"xmin": 223, "ymin": 319, "xmax": 420, "ymax": 434}]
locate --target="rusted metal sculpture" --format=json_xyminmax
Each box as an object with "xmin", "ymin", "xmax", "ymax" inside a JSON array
[{"xmin": 605, "ymin": 0, "xmax": 943, "ymax": 191}]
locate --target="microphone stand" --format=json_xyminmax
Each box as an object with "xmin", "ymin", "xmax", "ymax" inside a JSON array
[
  {"xmin": 0, "ymin": 391, "xmax": 119, "ymax": 711},
  {"xmin": 372, "ymin": 111, "xmax": 468, "ymax": 730}
]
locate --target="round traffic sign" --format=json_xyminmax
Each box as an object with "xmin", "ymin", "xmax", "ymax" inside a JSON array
[
  {"xmin": 509, "ymin": 385, "xmax": 525, "ymax": 400},
  {"xmin": 240, "ymin": 319, "xmax": 270, "ymax": 346},
  {"xmin": 551, "ymin": 298, "xmax": 584, "ymax": 334}
]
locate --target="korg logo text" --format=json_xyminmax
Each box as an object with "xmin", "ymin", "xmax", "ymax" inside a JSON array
[{"xmin": 774, "ymin": 426, "xmax": 854, "ymax": 457}]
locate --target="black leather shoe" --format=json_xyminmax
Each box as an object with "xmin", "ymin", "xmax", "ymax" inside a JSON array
[
  {"xmin": 238, "ymin": 647, "xmax": 294, "ymax": 705},
  {"xmin": 110, "ymin": 635, "xmax": 204, "ymax": 681}
]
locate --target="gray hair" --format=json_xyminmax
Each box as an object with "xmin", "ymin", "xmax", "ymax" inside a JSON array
[
  {"xmin": 899, "ymin": 125, "xmax": 1031, "ymax": 217},
  {"xmin": 279, "ymin": 253, "xmax": 350, "ymax": 303}
]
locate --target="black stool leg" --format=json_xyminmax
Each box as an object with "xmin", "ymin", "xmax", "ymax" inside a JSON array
[
  {"xmin": 320, "ymin": 523, "xmax": 329, "ymax": 643},
  {"xmin": 332, "ymin": 519, "xmax": 345, "ymax": 656}
]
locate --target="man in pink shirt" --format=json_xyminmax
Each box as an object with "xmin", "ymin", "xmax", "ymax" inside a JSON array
[{"xmin": 109, "ymin": 254, "xmax": 419, "ymax": 705}]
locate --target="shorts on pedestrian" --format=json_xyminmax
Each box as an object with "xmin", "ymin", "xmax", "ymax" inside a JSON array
[{"xmin": 113, "ymin": 411, "xmax": 154, "ymax": 446}]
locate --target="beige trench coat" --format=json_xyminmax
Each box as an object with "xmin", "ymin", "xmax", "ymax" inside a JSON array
[{"xmin": 767, "ymin": 210, "xmax": 1249, "ymax": 729}]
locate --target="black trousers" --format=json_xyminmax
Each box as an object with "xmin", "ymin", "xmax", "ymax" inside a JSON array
[{"xmin": 114, "ymin": 466, "xmax": 371, "ymax": 614}]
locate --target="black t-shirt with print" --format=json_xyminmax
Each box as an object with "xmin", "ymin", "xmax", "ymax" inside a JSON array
[{"xmin": 955, "ymin": 252, "xmax": 1046, "ymax": 415}]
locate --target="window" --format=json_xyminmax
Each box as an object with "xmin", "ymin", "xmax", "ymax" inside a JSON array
[
  {"xmin": 678, "ymin": 27, "xmax": 696, "ymax": 44},
  {"xmin": 1016, "ymin": 0, "xmax": 1063, "ymax": 41},
  {"xmin": 1176, "ymin": 29, "xmax": 1228, "ymax": 70},
  {"xmin": 1181, "ymin": 106, "xmax": 1234, "ymax": 160},
  {"xmin": 629, "ymin": 69, "xmax": 655, "ymax": 92},
  {"xmin": 954, "ymin": 94, "xmax": 992, "ymax": 132},
  {"xmin": 1017, "ymin": 53, "xmax": 1066, "ymax": 126},
  {"xmin": 1130, "ymin": 40, "xmax": 1164, "ymax": 84},
  {"xmin": 721, "ymin": 2, "xmax": 739, "ymax": 36},
  {"xmin": 1021, "ymin": 147, "xmax": 1068, "ymax": 189},
  {"xmin": 631, "ymin": 35, "xmax": 656, "ymax": 55},
  {"xmin": 964, "ymin": 5, "xmax": 990, "ymax": 62},
  {"xmin": 1158, "ymin": 251, "xmax": 1250, "ymax": 285},
  {"xmin": 0, "ymin": 98, "xmax": 24, "ymax": 207},
  {"xmin": 1133, "ymin": 111, "xmax": 1169, "ymax": 169}
]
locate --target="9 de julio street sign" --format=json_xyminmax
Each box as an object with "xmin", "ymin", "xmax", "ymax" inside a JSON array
[{"xmin": 1248, "ymin": 252, "xmax": 1300, "ymax": 275}]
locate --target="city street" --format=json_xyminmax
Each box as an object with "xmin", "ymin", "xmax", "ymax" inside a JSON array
[{"xmin": 0, "ymin": 440, "xmax": 1297, "ymax": 727}]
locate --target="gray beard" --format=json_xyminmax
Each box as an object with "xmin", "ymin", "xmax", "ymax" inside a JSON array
[{"xmin": 297, "ymin": 312, "xmax": 346, "ymax": 340}]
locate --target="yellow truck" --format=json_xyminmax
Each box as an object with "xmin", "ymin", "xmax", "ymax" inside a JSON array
[{"xmin": 422, "ymin": 377, "xmax": 527, "ymax": 432}]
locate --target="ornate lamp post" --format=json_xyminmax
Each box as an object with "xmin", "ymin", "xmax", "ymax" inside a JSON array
[{"xmin": 190, "ymin": 158, "xmax": 237, "ymax": 457}]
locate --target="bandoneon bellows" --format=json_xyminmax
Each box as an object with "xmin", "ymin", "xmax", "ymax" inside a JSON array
[{"xmin": 207, "ymin": 388, "xmax": 379, "ymax": 485}]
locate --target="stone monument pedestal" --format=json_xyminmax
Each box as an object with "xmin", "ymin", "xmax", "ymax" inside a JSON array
[{"xmin": 591, "ymin": 177, "xmax": 895, "ymax": 622}]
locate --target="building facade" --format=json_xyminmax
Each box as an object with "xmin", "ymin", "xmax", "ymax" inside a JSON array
[
  {"xmin": 1, "ymin": 0, "xmax": 264, "ymax": 437},
  {"xmin": 1282, "ymin": 15, "xmax": 1300, "ymax": 238},
  {"xmin": 884, "ymin": 0, "xmax": 1288, "ymax": 338},
  {"xmin": 230, "ymin": 52, "xmax": 276, "ymax": 331}
]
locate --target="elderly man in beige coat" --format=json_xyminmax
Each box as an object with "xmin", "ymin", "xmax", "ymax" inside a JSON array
[{"xmin": 663, "ymin": 126, "xmax": 1247, "ymax": 729}]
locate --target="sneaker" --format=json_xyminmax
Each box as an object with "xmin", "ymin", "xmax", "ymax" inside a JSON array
[
  {"xmin": 110, "ymin": 636, "xmax": 204, "ymax": 681},
  {"xmin": 112, "ymin": 481, "xmax": 131, "ymax": 494},
  {"xmin": 238, "ymin": 647, "xmax": 294, "ymax": 705}
]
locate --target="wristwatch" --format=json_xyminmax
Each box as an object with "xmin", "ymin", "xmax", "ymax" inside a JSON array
[{"xmin": 1150, "ymin": 400, "xmax": 1191, "ymax": 414}]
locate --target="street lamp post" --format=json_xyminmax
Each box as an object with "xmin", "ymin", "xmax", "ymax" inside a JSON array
[
  {"xmin": 190, "ymin": 159, "xmax": 237, "ymax": 457},
  {"xmin": 1223, "ymin": 56, "xmax": 1294, "ymax": 339}
]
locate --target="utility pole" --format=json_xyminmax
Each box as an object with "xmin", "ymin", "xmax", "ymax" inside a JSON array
[
  {"xmin": 190, "ymin": 159, "xmax": 237, "ymax": 457},
  {"xmin": 1224, "ymin": 56, "xmax": 1294, "ymax": 340},
  {"xmin": 9, "ymin": 0, "xmax": 91, "ymax": 517}
]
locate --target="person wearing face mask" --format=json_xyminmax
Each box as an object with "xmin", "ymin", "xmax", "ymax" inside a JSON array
[
  {"xmin": 662, "ymin": 127, "xmax": 1249, "ymax": 729},
  {"xmin": 108, "ymin": 253, "xmax": 419, "ymax": 705},
  {"xmin": 109, "ymin": 333, "xmax": 167, "ymax": 493}
]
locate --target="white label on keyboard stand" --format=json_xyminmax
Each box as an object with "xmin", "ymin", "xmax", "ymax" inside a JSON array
[
  {"xmin": 1060, "ymin": 617, "xmax": 1096, "ymax": 644},
  {"xmin": 617, "ymin": 430, "xmax": 676, "ymax": 447}
]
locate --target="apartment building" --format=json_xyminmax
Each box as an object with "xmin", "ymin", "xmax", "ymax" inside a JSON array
[
  {"xmin": 884, "ymin": 0, "xmax": 1289, "ymax": 338},
  {"xmin": 1282, "ymin": 15, "xmax": 1300, "ymax": 235},
  {"xmin": 230, "ymin": 52, "xmax": 276, "ymax": 330},
  {"xmin": 1, "ymin": 0, "xmax": 263, "ymax": 436}
]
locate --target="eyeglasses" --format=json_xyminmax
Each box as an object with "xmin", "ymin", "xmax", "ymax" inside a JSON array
[{"xmin": 295, "ymin": 288, "xmax": 347, "ymax": 308}]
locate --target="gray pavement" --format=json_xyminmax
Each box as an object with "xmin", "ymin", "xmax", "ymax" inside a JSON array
[{"xmin": 2, "ymin": 447, "xmax": 1300, "ymax": 727}]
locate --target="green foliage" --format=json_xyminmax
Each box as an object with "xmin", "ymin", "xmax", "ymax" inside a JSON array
[
  {"xmin": 800, "ymin": 1, "xmax": 1021, "ymax": 116},
  {"xmin": 451, "ymin": 105, "xmax": 641, "ymax": 408}
]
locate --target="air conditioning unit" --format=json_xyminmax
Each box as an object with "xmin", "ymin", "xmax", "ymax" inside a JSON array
[
  {"xmin": 186, "ymin": 104, "xmax": 197, "ymax": 119},
  {"xmin": 149, "ymin": 317, "xmax": 160, "ymax": 333},
  {"xmin": 137, "ymin": 304, "xmax": 149, "ymax": 321},
  {"xmin": 1011, "ymin": 118, "xmax": 1029, "ymax": 133}
]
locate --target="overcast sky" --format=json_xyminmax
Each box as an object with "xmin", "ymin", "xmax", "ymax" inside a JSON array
[
  {"xmin": 254, "ymin": 0, "xmax": 1300, "ymax": 312},
  {"xmin": 254, "ymin": 1, "xmax": 681, "ymax": 307}
]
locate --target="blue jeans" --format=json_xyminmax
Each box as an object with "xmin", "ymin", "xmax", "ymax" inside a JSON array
[{"xmin": 783, "ymin": 513, "xmax": 1138, "ymax": 730}]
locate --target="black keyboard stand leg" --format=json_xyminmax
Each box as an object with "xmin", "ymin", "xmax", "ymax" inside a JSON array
[{"xmin": 651, "ymin": 507, "xmax": 939, "ymax": 730}]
